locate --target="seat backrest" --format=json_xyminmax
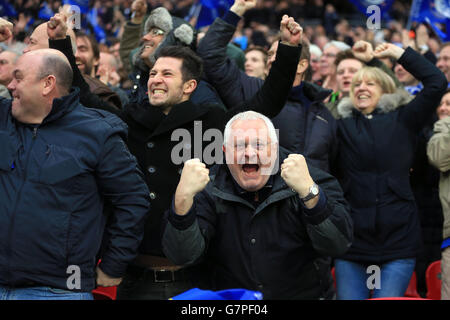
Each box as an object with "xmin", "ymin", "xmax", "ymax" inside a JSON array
[
  {"xmin": 92, "ymin": 286, "xmax": 117, "ymax": 300},
  {"xmin": 404, "ymin": 271, "xmax": 421, "ymax": 298},
  {"xmin": 426, "ymin": 260, "xmax": 442, "ymax": 300}
]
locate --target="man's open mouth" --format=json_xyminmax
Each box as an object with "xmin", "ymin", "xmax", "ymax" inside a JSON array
[{"xmin": 242, "ymin": 164, "xmax": 260, "ymax": 173}]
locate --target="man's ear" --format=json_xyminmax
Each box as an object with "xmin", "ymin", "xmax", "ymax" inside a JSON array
[
  {"xmin": 183, "ymin": 79, "xmax": 197, "ymax": 95},
  {"xmin": 297, "ymin": 58, "xmax": 309, "ymax": 75},
  {"xmin": 42, "ymin": 75, "xmax": 57, "ymax": 96}
]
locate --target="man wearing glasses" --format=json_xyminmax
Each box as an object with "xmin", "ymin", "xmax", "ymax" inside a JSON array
[{"xmin": 162, "ymin": 111, "xmax": 353, "ymax": 300}]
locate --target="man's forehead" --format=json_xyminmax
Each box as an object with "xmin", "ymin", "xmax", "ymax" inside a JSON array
[{"xmin": 153, "ymin": 57, "xmax": 182, "ymax": 70}]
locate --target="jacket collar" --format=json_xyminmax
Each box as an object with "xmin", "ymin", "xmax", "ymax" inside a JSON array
[
  {"xmin": 127, "ymin": 100, "xmax": 210, "ymax": 137},
  {"xmin": 337, "ymin": 88, "xmax": 413, "ymax": 119},
  {"xmin": 41, "ymin": 87, "xmax": 80, "ymax": 125}
]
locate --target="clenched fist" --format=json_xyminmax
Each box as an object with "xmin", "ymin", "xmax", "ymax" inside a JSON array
[
  {"xmin": 174, "ymin": 159, "xmax": 210, "ymax": 215},
  {"xmin": 0, "ymin": 18, "xmax": 13, "ymax": 43},
  {"xmin": 352, "ymin": 40, "xmax": 374, "ymax": 63},
  {"xmin": 280, "ymin": 154, "xmax": 315, "ymax": 198},
  {"xmin": 373, "ymin": 43, "xmax": 405, "ymax": 61},
  {"xmin": 280, "ymin": 15, "xmax": 302, "ymax": 47},
  {"xmin": 230, "ymin": 0, "xmax": 257, "ymax": 17}
]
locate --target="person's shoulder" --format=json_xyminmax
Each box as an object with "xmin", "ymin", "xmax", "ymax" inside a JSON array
[{"xmin": 78, "ymin": 105, "xmax": 127, "ymax": 131}]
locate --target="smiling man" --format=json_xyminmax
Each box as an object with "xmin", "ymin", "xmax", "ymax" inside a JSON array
[
  {"xmin": 0, "ymin": 40, "xmax": 150, "ymax": 300},
  {"xmin": 162, "ymin": 111, "xmax": 353, "ymax": 300}
]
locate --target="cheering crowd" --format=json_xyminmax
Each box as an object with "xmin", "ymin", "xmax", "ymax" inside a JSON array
[{"xmin": 0, "ymin": 0, "xmax": 449, "ymax": 300}]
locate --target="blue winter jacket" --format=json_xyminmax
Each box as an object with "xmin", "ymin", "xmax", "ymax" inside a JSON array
[{"xmin": 0, "ymin": 88, "xmax": 150, "ymax": 291}]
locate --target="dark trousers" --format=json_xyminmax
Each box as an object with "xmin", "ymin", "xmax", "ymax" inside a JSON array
[{"xmin": 116, "ymin": 265, "xmax": 193, "ymax": 300}]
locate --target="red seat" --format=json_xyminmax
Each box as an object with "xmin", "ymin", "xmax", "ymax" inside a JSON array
[
  {"xmin": 404, "ymin": 271, "xmax": 421, "ymax": 298},
  {"xmin": 331, "ymin": 267, "xmax": 336, "ymax": 289},
  {"xmin": 426, "ymin": 260, "xmax": 442, "ymax": 300},
  {"xmin": 92, "ymin": 286, "xmax": 117, "ymax": 300}
]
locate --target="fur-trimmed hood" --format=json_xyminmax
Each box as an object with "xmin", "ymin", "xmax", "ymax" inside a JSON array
[{"xmin": 337, "ymin": 88, "xmax": 413, "ymax": 118}]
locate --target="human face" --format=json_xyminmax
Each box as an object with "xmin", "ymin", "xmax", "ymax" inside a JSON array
[
  {"xmin": 351, "ymin": 76, "xmax": 383, "ymax": 114},
  {"xmin": 265, "ymin": 41, "xmax": 278, "ymax": 73},
  {"xmin": 23, "ymin": 24, "xmax": 48, "ymax": 53},
  {"xmin": 437, "ymin": 92, "xmax": 450, "ymax": 120},
  {"xmin": 394, "ymin": 63, "xmax": 417, "ymax": 86},
  {"xmin": 319, "ymin": 45, "xmax": 340, "ymax": 77},
  {"xmin": 147, "ymin": 57, "xmax": 188, "ymax": 114},
  {"xmin": 8, "ymin": 54, "xmax": 47, "ymax": 124},
  {"xmin": 225, "ymin": 119, "xmax": 277, "ymax": 192},
  {"xmin": 140, "ymin": 27, "xmax": 165, "ymax": 63},
  {"xmin": 75, "ymin": 36, "xmax": 98, "ymax": 76},
  {"xmin": 336, "ymin": 59, "xmax": 363, "ymax": 95},
  {"xmin": 437, "ymin": 46, "xmax": 450, "ymax": 82},
  {"xmin": 0, "ymin": 51, "xmax": 17, "ymax": 86},
  {"xmin": 245, "ymin": 50, "xmax": 266, "ymax": 79}
]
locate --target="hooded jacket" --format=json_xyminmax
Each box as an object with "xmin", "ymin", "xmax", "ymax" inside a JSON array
[
  {"xmin": 0, "ymin": 89, "xmax": 150, "ymax": 291},
  {"xmin": 335, "ymin": 47, "xmax": 448, "ymax": 263}
]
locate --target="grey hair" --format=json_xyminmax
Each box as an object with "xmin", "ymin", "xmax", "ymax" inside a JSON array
[
  {"xmin": 309, "ymin": 44, "xmax": 322, "ymax": 57},
  {"xmin": 223, "ymin": 111, "xmax": 278, "ymax": 146},
  {"xmin": 324, "ymin": 40, "xmax": 351, "ymax": 52}
]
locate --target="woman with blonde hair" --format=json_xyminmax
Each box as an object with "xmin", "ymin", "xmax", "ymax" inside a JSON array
[{"xmin": 333, "ymin": 43, "xmax": 448, "ymax": 299}]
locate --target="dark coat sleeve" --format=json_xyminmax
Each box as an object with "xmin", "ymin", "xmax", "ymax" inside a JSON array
[
  {"xmin": 196, "ymin": 16, "xmax": 266, "ymax": 108},
  {"xmin": 303, "ymin": 164, "xmax": 353, "ymax": 257},
  {"xmin": 94, "ymin": 113, "xmax": 151, "ymax": 277},
  {"xmin": 397, "ymin": 47, "xmax": 448, "ymax": 132},
  {"xmin": 221, "ymin": 42, "xmax": 301, "ymax": 125}
]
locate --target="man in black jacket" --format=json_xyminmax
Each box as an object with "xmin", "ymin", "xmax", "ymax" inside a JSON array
[
  {"xmin": 44, "ymin": 12, "xmax": 304, "ymax": 299},
  {"xmin": 163, "ymin": 111, "xmax": 353, "ymax": 299}
]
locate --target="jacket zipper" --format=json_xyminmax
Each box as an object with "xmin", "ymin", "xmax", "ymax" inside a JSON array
[{"xmin": 6, "ymin": 126, "xmax": 39, "ymax": 283}]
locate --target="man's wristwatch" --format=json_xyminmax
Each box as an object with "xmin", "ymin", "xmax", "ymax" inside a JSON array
[{"xmin": 300, "ymin": 183, "xmax": 319, "ymax": 202}]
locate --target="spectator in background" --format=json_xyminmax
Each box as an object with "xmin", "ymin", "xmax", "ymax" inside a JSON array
[
  {"xmin": 97, "ymin": 51, "xmax": 130, "ymax": 106},
  {"xmin": 427, "ymin": 89, "xmax": 450, "ymax": 300},
  {"xmin": 309, "ymin": 44, "xmax": 322, "ymax": 85},
  {"xmin": 0, "ymin": 50, "xmax": 19, "ymax": 98},
  {"xmin": 244, "ymin": 46, "xmax": 267, "ymax": 80},
  {"xmin": 74, "ymin": 31, "xmax": 122, "ymax": 109},
  {"xmin": 437, "ymin": 43, "xmax": 450, "ymax": 87},
  {"xmin": 320, "ymin": 40, "xmax": 350, "ymax": 94}
]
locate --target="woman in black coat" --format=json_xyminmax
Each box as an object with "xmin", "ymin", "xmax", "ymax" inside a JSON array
[{"xmin": 333, "ymin": 43, "xmax": 448, "ymax": 299}]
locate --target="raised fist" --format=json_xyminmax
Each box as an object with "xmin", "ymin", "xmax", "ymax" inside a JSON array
[
  {"xmin": 280, "ymin": 15, "xmax": 302, "ymax": 47},
  {"xmin": 47, "ymin": 13, "xmax": 68, "ymax": 40},
  {"xmin": 0, "ymin": 18, "xmax": 13, "ymax": 43},
  {"xmin": 352, "ymin": 40, "xmax": 374, "ymax": 63},
  {"xmin": 280, "ymin": 154, "xmax": 314, "ymax": 197},
  {"xmin": 230, "ymin": 0, "xmax": 257, "ymax": 17},
  {"xmin": 373, "ymin": 43, "xmax": 405, "ymax": 60}
]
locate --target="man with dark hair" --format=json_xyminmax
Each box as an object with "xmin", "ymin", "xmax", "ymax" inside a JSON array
[
  {"xmin": 74, "ymin": 31, "xmax": 122, "ymax": 110},
  {"xmin": 0, "ymin": 21, "xmax": 150, "ymax": 300}
]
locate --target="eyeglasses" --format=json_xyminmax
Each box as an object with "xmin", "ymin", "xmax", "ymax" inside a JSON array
[
  {"xmin": 233, "ymin": 141, "xmax": 272, "ymax": 151},
  {"xmin": 148, "ymin": 28, "xmax": 165, "ymax": 37}
]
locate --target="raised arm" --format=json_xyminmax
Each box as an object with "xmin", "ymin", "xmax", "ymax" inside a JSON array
[
  {"xmin": 47, "ymin": 13, "xmax": 122, "ymax": 117},
  {"xmin": 374, "ymin": 43, "xmax": 448, "ymax": 131},
  {"xmin": 196, "ymin": 0, "xmax": 261, "ymax": 108},
  {"xmin": 224, "ymin": 15, "xmax": 302, "ymax": 122}
]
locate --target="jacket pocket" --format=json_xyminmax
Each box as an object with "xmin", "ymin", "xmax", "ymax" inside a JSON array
[
  {"xmin": 38, "ymin": 145, "xmax": 84, "ymax": 190},
  {"xmin": 387, "ymin": 176, "xmax": 415, "ymax": 201}
]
